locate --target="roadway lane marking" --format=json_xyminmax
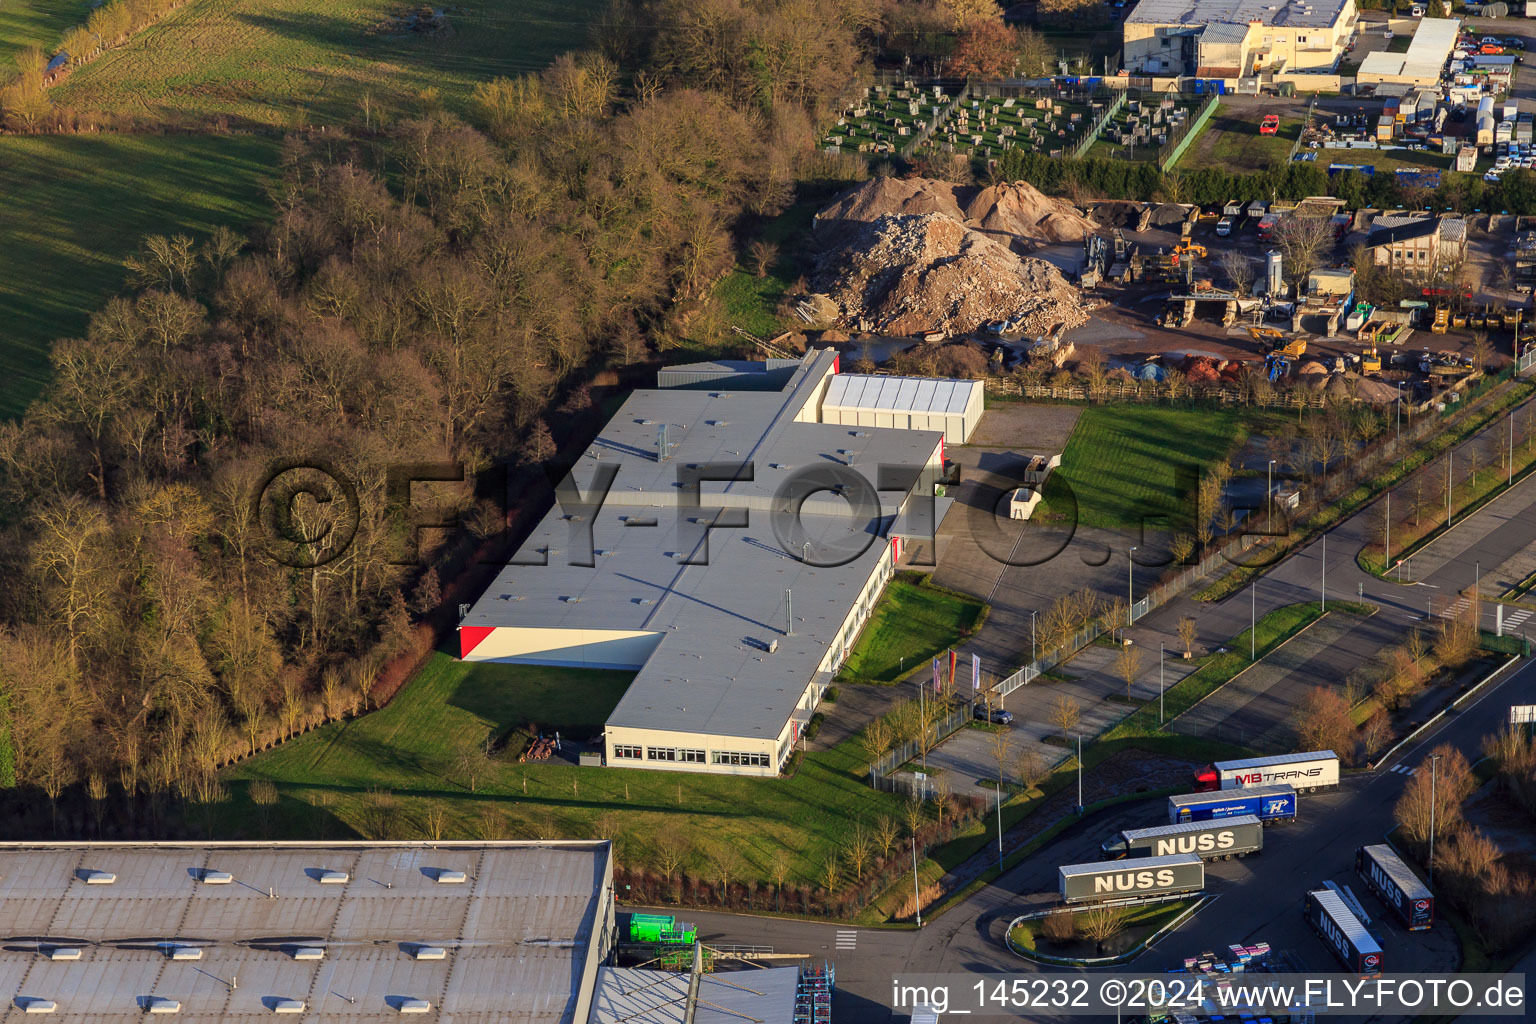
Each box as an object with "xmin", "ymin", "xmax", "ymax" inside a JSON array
[
  {"xmin": 835, "ymin": 930, "xmax": 857, "ymax": 950},
  {"xmin": 1389, "ymin": 764, "xmax": 1417, "ymax": 775},
  {"xmin": 1504, "ymin": 608, "xmax": 1533, "ymax": 628}
]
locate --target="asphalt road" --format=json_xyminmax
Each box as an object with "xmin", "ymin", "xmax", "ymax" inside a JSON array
[{"xmin": 648, "ymin": 655, "xmax": 1536, "ymax": 1024}]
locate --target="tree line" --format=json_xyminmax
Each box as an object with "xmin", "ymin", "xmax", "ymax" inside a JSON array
[{"xmin": 0, "ymin": 0, "xmax": 892, "ymax": 821}]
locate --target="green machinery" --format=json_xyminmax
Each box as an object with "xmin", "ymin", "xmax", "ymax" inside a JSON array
[{"xmin": 626, "ymin": 913, "xmax": 698, "ymax": 945}]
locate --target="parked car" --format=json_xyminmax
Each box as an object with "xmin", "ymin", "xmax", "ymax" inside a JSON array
[
  {"xmin": 1216, "ymin": 216, "xmax": 1235, "ymax": 236},
  {"xmin": 974, "ymin": 706, "xmax": 1015, "ymax": 726}
]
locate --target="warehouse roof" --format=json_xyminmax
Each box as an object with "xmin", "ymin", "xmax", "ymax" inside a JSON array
[
  {"xmin": 1126, "ymin": 0, "xmax": 1353, "ymax": 29},
  {"xmin": 463, "ymin": 350, "xmax": 951, "ymax": 741},
  {"xmin": 590, "ymin": 968, "xmax": 800, "ymax": 1024},
  {"xmin": 0, "ymin": 841, "xmax": 612, "ymax": 1024},
  {"xmin": 1358, "ymin": 17, "xmax": 1459, "ymax": 80},
  {"xmin": 822, "ymin": 374, "xmax": 982, "ymax": 417},
  {"xmin": 1366, "ymin": 215, "xmax": 1441, "ymax": 247}
]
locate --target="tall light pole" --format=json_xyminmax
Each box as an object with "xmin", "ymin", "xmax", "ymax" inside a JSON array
[
  {"xmin": 1511, "ymin": 413, "xmax": 1515, "ymax": 486},
  {"xmin": 1128, "ymin": 546, "xmax": 1138, "ymax": 619},
  {"xmin": 1385, "ymin": 490, "xmax": 1391, "ymax": 573},
  {"xmin": 1447, "ymin": 450, "xmax": 1453, "ymax": 526},
  {"xmin": 1321, "ymin": 533, "xmax": 1327, "ymax": 611},
  {"xmin": 1396, "ymin": 384, "xmax": 1404, "ymax": 443},
  {"xmin": 1267, "ymin": 459, "xmax": 1276, "ymax": 522},
  {"xmin": 1159, "ymin": 642, "xmax": 1165, "ymax": 724},
  {"xmin": 1428, "ymin": 752, "xmax": 1443, "ymax": 887},
  {"xmin": 1076, "ymin": 734, "xmax": 1083, "ymax": 814},
  {"xmin": 1251, "ymin": 582, "xmax": 1256, "ymax": 659},
  {"xmin": 1032, "ymin": 610, "xmax": 1038, "ymax": 663},
  {"xmin": 995, "ymin": 787, "xmax": 1003, "ymax": 871},
  {"xmin": 911, "ymin": 837, "xmax": 923, "ymax": 927}
]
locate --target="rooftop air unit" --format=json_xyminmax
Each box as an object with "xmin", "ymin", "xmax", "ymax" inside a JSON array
[
  {"xmin": 409, "ymin": 947, "xmax": 448, "ymax": 961},
  {"xmin": 167, "ymin": 946, "xmax": 203, "ymax": 961},
  {"xmin": 199, "ymin": 871, "xmax": 233, "ymax": 885},
  {"xmin": 290, "ymin": 948, "xmax": 325, "ymax": 961},
  {"xmin": 397, "ymin": 999, "xmax": 433, "ymax": 1014},
  {"xmin": 22, "ymin": 999, "xmax": 57, "ymax": 1014},
  {"xmin": 145, "ymin": 998, "xmax": 181, "ymax": 1014},
  {"xmin": 434, "ymin": 870, "xmax": 467, "ymax": 884},
  {"xmin": 46, "ymin": 949, "xmax": 81, "ymax": 961},
  {"xmin": 81, "ymin": 870, "xmax": 116, "ymax": 884}
]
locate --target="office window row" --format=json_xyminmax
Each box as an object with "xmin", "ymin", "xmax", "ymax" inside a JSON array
[
  {"xmin": 646, "ymin": 747, "xmax": 705, "ymax": 763},
  {"xmin": 712, "ymin": 750, "xmax": 771, "ymax": 767},
  {"xmin": 614, "ymin": 745, "xmax": 643, "ymax": 759}
]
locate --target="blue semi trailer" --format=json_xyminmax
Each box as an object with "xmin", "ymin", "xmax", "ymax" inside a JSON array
[{"xmin": 1167, "ymin": 784, "xmax": 1297, "ymax": 825}]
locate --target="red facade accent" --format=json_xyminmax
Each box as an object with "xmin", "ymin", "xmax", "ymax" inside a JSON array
[
  {"xmin": 832, "ymin": 354, "xmax": 840, "ymax": 373},
  {"xmin": 459, "ymin": 626, "xmax": 495, "ymax": 659}
]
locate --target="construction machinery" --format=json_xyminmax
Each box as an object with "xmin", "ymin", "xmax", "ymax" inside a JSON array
[
  {"xmin": 1173, "ymin": 240, "xmax": 1208, "ymax": 259},
  {"xmin": 1361, "ymin": 340, "xmax": 1382, "ymax": 374},
  {"xmin": 1249, "ymin": 325, "xmax": 1306, "ymax": 358},
  {"xmin": 1431, "ymin": 307, "xmax": 1450, "ymax": 334},
  {"xmin": 1264, "ymin": 352, "xmax": 1291, "ymax": 382}
]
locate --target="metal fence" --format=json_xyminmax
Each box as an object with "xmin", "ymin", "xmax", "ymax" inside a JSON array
[
  {"xmin": 1156, "ymin": 91, "xmax": 1219, "ymax": 172},
  {"xmin": 1069, "ymin": 91, "xmax": 1127, "ymax": 161},
  {"xmin": 869, "ymin": 703, "xmax": 971, "ymax": 782}
]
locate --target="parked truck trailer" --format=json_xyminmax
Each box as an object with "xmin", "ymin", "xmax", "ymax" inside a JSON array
[
  {"xmin": 1059, "ymin": 853, "xmax": 1204, "ymax": 904},
  {"xmin": 1356, "ymin": 844, "xmax": 1434, "ymax": 931},
  {"xmin": 1100, "ymin": 815, "xmax": 1264, "ymax": 861},
  {"xmin": 1193, "ymin": 750, "xmax": 1339, "ymax": 792},
  {"xmin": 1304, "ymin": 887, "xmax": 1383, "ymax": 977},
  {"xmin": 1168, "ymin": 784, "xmax": 1297, "ymax": 825}
]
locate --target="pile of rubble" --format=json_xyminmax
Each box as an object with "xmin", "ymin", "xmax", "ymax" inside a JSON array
[
  {"xmin": 814, "ymin": 175, "xmax": 1096, "ymax": 250},
  {"xmin": 812, "ymin": 211, "xmax": 1089, "ymax": 337}
]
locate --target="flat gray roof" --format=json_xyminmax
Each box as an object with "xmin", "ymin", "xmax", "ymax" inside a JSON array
[
  {"xmin": 0, "ymin": 842, "xmax": 611, "ymax": 1024},
  {"xmin": 590, "ymin": 968, "xmax": 800, "ymax": 1024},
  {"xmin": 1127, "ymin": 0, "xmax": 1353, "ymax": 29},
  {"xmin": 464, "ymin": 351, "xmax": 949, "ymax": 741},
  {"xmin": 1120, "ymin": 815, "xmax": 1261, "ymax": 842},
  {"xmin": 1058, "ymin": 853, "xmax": 1203, "ymax": 878}
]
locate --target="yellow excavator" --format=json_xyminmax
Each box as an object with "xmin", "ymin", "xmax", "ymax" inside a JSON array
[
  {"xmin": 1173, "ymin": 240, "xmax": 1208, "ymax": 259},
  {"xmin": 1361, "ymin": 340, "xmax": 1382, "ymax": 374},
  {"xmin": 1248, "ymin": 325, "xmax": 1307, "ymax": 359}
]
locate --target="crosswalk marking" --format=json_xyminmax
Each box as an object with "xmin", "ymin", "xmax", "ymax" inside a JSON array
[
  {"xmin": 1438, "ymin": 597, "xmax": 1471, "ymax": 619},
  {"xmin": 1504, "ymin": 608, "xmax": 1533, "ymax": 628},
  {"xmin": 835, "ymin": 930, "xmax": 857, "ymax": 950},
  {"xmin": 1389, "ymin": 764, "xmax": 1417, "ymax": 776}
]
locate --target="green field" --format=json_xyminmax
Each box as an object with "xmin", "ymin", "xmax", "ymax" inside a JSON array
[
  {"xmin": 0, "ymin": 0, "xmax": 92, "ymax": 52},
  {"xmin": 52, "ymin": 0, "xmax": 605, "ymax": 128},
  {"xmin": 1191, "ymin": 113, "xmax": 1302, "ymax": 173},
  {"xmin": 0, "ymin": 134, "xmax": 280, "ymax": 419},
  {"xmin": 836, "ymin": 573, "xmax": 988, "ymax": 684},
  {"xmin": 1051, "ymin": 406, "xmax": 1282, "ymax": 530},
  {"xmin": 226, "ymin": 653, "xmax": 913, "ymax": 888}
]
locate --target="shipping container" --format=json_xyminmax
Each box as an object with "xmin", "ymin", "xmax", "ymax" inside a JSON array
[
  {"xmin": 1100, "ymin": 815, "xmax": 1264, "ymax": 860},
  {"xmin": 1194, "ymin": 750, "xmax": 1339, "ymax": 791},
  {"xmin": 1059, "ymin": 853, "xmax": 1204, "ymax": 903},
  {"xmin": 1356, "ymin": 844, "xmax": 1434, "ymax": 930},
  {"xmin": 1305, "ymin": 887, "xmax": 1383, "ymax": 977},
  {"xmin": 1168, "ymin": 784, "xmax": 1297, "ymax": 825}
]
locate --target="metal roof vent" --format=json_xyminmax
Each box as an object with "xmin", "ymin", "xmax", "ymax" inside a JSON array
[
  {"xmin": 409, "ymin": 946, "xmax": 447, "ymax": 961},
  {"xmin": 271, "ymin": 999, "xmax": 306, "ymax": 1014},
  {"xmin": 316, "ymin": 870, "xmax": 349, "ymax": 884},
  {"xmin": 499, "ymin": 594, "xmax": 523, "ymax": 601},
  {"xmin": 79, "ymin": 870, "xmax": 115, "ymax": 884},
  {"xmin": 21, "ymin": 998, "xmax": 56, "ymax": 1014},
  {"xmin": 290, "ymin": 947, "xmax": 325, "ymax": 961},
  {"xmin": 637, "ymin": 598, "xmax": 657, "ymax": 606},
  {"xmin": 199, "ymin": 870, "xmax": 233, "ymax": 884},
  {"xmin": 851, "ymin": 431, "xmax": 871, "ymax": 437},
  {"xmin": 707, "ymin": 420, "xmax": 728, "ymax": 426},
  {"xmin": 46, "ymin": 948, "xmax": 81, "ymax": 961},
  {"xmin": 433, "ymin": 870, "xmax": 467, "ymax": 884},
  {"xmin": 145, "ymin": 998, "xmax": 181, "ymax": 1014}
]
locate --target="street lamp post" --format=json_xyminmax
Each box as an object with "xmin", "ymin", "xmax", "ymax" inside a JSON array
[
  {"xmin": 1032, "ymin": 610, "xmax": 1038, "ymax": 663},
  {"xmin": 1396, "ymin": 384, "xmax": 1404, "ymax": 443},
  {"xmin": 1267, "ymin": 459, "xmax": 1276, "ymax": 523},
  {"xmin": 1385, "ymin": 490, "xmax": 1391, "ymax": 572},
  {"xmin": 1127, "ymin": 547, "xmax": 1138, "ymax": 621},
  {"xmin": 1159, "ymin": 642, "xmax": 1165, "ymax": 724},
  {"xmin": 1447, "ymin": 450, "xmax": 1453, "ymax": 526},
  {"xmin": 1321, "ymin": 533, "xmax": 1327, "ymax": 611},
  {"xmin": 1251, "ymin": 582, "xmax": 1256, "ymax": 660},
  {"xmin": 1076, "ymin": 734, "xmax": 1083, "ymax": 814},
  {"xmin": 911, "ymin": 837, "xmax": 922, "ymax": 927}
]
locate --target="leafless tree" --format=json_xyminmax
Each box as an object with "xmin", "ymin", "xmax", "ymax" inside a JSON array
[
  {"xmin": 1116, "ymin": 644, "xmax": 1142, "ymax": 699},
  {"xmin": 1050, "ymin": 694, "xmax": 1081, "ymax": 741},
  {"xmin": 1218, "ymin": 251, "xmax": 1255, "ymax": 297}
]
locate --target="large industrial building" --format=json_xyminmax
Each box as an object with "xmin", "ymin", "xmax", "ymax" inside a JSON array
[
  {"xmin": 0, "ymin": 840, "xmax": 615, "ymax": 1023},
  {"xmin": 1355, "ymin": 17, "xmax": 1459, "ymax": 87},
  {"xmin": 1122, "ymin": 0, "xmax": 1358, "ymax": 77},
  {"xmin": 460, "ymin": 350, "xmax": 984, "ymax": 775}
]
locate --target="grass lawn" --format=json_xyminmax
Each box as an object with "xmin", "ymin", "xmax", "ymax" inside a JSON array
[
  {"xmin": 716, "ymin": 197, "xmax": 822, "ymax": 339},
  {"xmin": 835, "ymin": 572, "xmax": 988, "ymax": 684},
  {"xmin": 0, "ymin": 0, "xmax": 91, "ymax": 52},
  {"xmin": 1048, "ymin": 406, "xmax": 1286, "ymax": 530},
  {"xmin": 0, "ymin": 134, "xmax": 280, "ymax": 419},
  {"xmin": 1009, "ymin": 897, "xmax": 1199, "ymax": 959},
  {"xmin": 1194, "ymin": 114, "xmax": 1301, "ymax": 173},
  {"xmin": 52, "ymin": 0, "xmax": 605, "ymax": 128},
  {"xmin": 225, "ymin": 652, "xmax": 914, "ymax": 890}
]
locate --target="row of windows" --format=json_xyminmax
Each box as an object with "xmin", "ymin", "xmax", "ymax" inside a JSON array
[
  {"xmin": 713, "ymin": 750, "xmax": 771, "ymax": 767},
  {"xmin": 647, "ymin": 747, "xmax": 706, "ymax": 763},
  {"xmin": 613, "ymin": 744, "xmax": 748, "ymax": 765}
]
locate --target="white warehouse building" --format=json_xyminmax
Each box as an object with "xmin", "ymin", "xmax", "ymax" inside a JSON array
[{"xmin": 460, "ymin": 351, "xmax": 982, "ymax": 775}]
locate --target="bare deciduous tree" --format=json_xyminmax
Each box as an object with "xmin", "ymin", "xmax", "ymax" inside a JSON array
[{"xmin": 1050, "ymin": 694, "xmax": 1081, "ymax": 741}]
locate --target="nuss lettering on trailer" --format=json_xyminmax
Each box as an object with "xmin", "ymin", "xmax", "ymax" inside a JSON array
[
  {"xmin": 1369, "ymin": 862, "xmax": 1402, "ymax": 902},
  {"xmin": 1153, "ymin": 831, "xmax": 1237, "ymax": 857},
  {"xmin": 1093, "ymin": 868, "xmax": 1176, "ymax": 894}
]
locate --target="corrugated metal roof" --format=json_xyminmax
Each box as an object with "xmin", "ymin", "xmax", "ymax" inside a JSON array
[
  {"xmin": 1126, "ymin": 0, "xmax": 1353, "ymax": 29},
  {"xmin": 1120, "ymin": 815, "xmax": 1261, "ymax": 843},
  {"xmin": 822, "ymin": 374, "xmax": 980, "ymax": 416},
  {"xmin": 590, "ymin": 967, "xmax": 799, "ymax": 1024},
  {"xmin": 1310, "ymin": 887, "xmax": 1382, "ymax": 952},
  {"xmin": 0, "ymin": 842, "xmax": 611, "ymax": 1024},
  {"xmin": 1167, "ymin": 784, "xmax": 1295, "ymax": 809},
  {"xmin": 1213, "ymin": 750, "xmax": 1336, "ymax": 771},
  {"xmin": 1360, "ymin": 845, "xmax": 1431, "ymax": 900},
  {"xmin": 1058, "ymin": 853, "xmax": 1202, "ymax": 878}
]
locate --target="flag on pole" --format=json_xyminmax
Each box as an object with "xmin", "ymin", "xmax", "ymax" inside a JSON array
[
  {"xmin": 932, "ymin": 658, "xmax": 942, "ymax": 694},
  {"xmin": 948, "ymin": 648, "xmax": 957, "ymax": 692},
  {"xmin": 972, "ymin": 653, "xmax": 981, "ymax": 693}
]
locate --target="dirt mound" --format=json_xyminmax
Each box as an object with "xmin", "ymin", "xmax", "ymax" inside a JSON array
[
  {"xmin": 1088, "ymin": 200, "xmax": 1145, "ymax": 228},
  {"xmin": 815, "ymin": 176, "xmax": 1094, "ymax": 250},
  {"xmin": 814, "ymin": 212, "xmax": 1088, "ymax": 337},
  {"xmin": 959, "ymin": 180, "xmax": 1096, "ymax": 246},
  {"xmin": 1354, "ymin": 377, "xmax": 1402, "ymax": 404}
]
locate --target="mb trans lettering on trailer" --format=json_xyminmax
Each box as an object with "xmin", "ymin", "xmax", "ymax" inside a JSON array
[{"xmin": 1195, "ymin": 751, "xmax": 1340, "ymax": 792}]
